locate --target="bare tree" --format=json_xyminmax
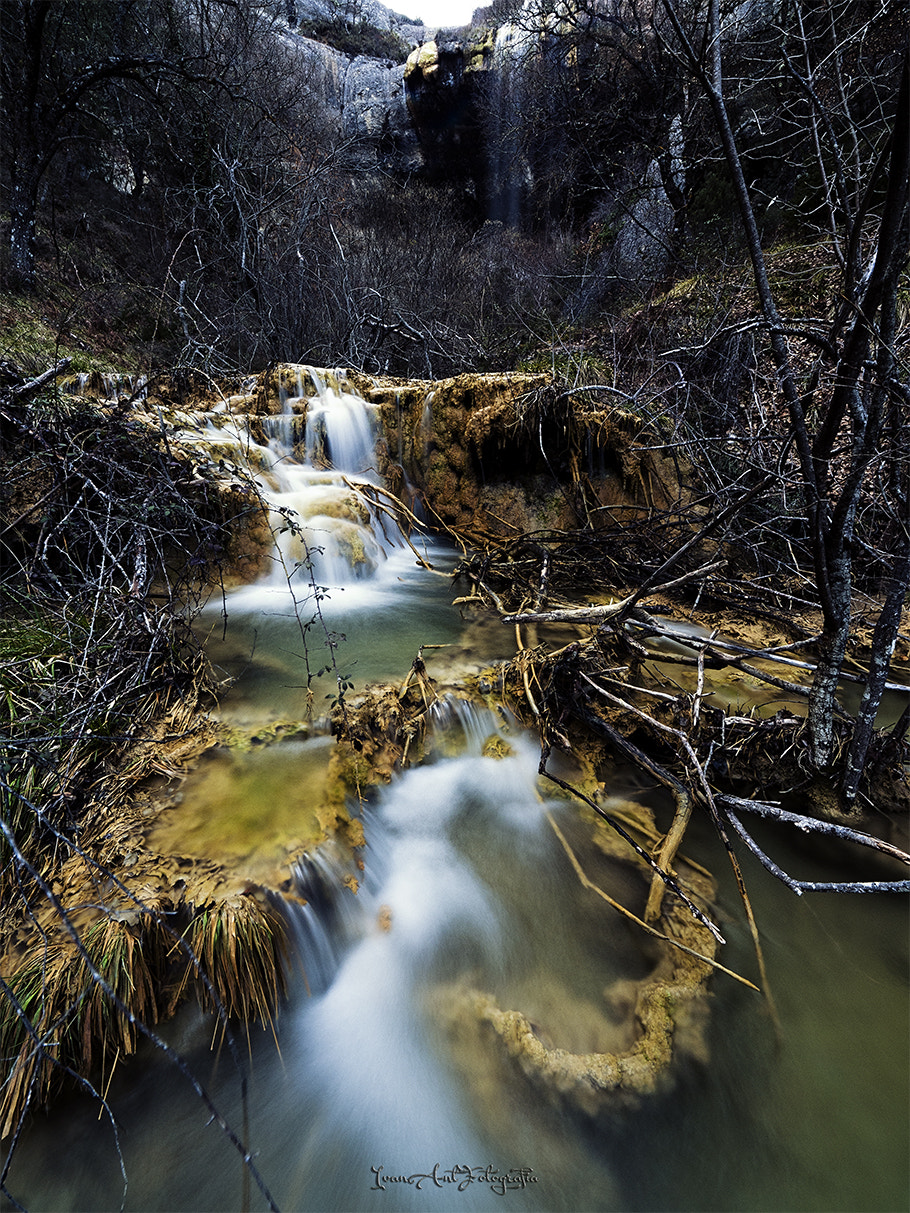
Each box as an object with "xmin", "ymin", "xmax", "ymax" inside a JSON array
[
  {"xmin": 512, "ymin": 0, "xmax": 908, "ymax": 802},
  {"xmin": 0, "ymin": 0, "xmax": 294, "ymax": 294},
  {"xmin": 655, "ymin": 0, "xmax": 909, "ymax": 796}
]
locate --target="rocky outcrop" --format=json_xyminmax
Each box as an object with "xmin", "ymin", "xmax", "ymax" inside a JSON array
[
  {"xmin": 131, "ymin": 364, "xmax": 694, "ymax": 577},
  {"xmin": 343, "ymin": 56, "xmax": 419, "ymax": 168},
  {"xmin": 227, "ymin": 364, "xmax": 693, "ymax": 543},
  {"xmin": 402, "ymin": 37, "xmax": 490, "ymax": 184},
  {"xmin": 275, "ymin": 31, "xmax": 422, "ymax": 171},
  {"xmin": 275, "ymin": 0, "xmax": 425, "ymax": 47}
]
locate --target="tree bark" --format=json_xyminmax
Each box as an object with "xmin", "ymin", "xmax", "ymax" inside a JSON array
[{"xmin": 8, "ymin": 163, "xmax": 41, "ymax": 291}]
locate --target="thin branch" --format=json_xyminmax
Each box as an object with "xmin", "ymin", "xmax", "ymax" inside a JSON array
[{"xmin": 546, "ymin": 812, "xmax": 758, "ymax": 990}]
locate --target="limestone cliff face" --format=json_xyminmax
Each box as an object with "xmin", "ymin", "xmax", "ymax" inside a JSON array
[
  {"xmin": 402, "ymin": 32, "xmax": 500, "ymax": 192},
  {"xmin": 343, "ymin": 56, "xmax": 418, "ymax": 167},
  {"xmin": 276, "ymin": 31, "xmax": 422, "ymax": 171},
  {"xmin": 275, "ymin": 17, "xmax": 503, "ymax": 188}
]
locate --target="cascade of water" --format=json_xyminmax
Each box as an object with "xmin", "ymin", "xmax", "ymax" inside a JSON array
[
  {"xmin": 486, "ymin": 25, "xmax": 534, "ymax": 226},
  {"xmin": 71, "ymin": 370, "xmax": 147, "ymax": 402},
  {"xmin": 189, "ymin": 369, "xmax": 418, "ymax": 599},
  {"xmin": 303, "ymin": 368, "xmax": 379, "ymax": 475},
  {"xmin": 278, "ymin": 705, "xmax": 552, "ymax": 1209},
  {"xmin": 248, "ymin": 372, "xmax": 440, "ymax": 604},
  {"xmin": 286, "ymin": 832, "xmax": 386, "ymax": 997},
  {"xmin": 427, "ymin": 693, "xmax": 511, "ymax": 756}
]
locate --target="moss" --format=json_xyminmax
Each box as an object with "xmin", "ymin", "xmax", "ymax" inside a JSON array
[{"xmin": 0, "ymin": 307, "xmax": 119, "ymax": 376}]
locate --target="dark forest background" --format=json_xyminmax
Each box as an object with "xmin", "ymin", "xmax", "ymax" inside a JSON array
[{"xmin": 2, "ymin": 0, "xmax": 904, "ymax": 381}]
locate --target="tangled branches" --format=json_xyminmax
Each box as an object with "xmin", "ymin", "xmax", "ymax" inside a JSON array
[
  {"xmin": 454, "ymin": 523, "xmax": 910, "ymax": 1007},
  {"xmin": 0, "ymin": 375, "xmax": 233, "ymax": 847}
]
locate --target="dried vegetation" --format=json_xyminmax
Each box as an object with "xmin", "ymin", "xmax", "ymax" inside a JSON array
[{"xmin": 0, "ymin": 368, "xmax": 287, "ymax": 1197}]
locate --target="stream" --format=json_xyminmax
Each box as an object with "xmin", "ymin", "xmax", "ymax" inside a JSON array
[{"xmin": 7, "ymin": 374, "xmax": 908, "ymax": 1213}]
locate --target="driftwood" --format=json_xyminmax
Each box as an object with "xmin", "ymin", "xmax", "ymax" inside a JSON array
[
  {"xmin": 4, "ymin": 358, "xmax": 72, "ymax": 401},
  {"xmin": 501, "ymin": 560, "xmax": 725, "ymax": 625}
]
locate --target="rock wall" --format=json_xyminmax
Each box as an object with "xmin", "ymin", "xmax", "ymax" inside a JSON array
[{"xmin": 275, "ymin": 29, "xmax": 422, "ymax": 171}]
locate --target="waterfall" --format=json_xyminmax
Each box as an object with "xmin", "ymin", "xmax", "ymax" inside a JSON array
[
  {"xmin": 183, "ymin": 367, "xmax": 459, "ymax": 721},
  {"xmin": 248, "ymin": 369, "xmax": 397, "ymax": 594},
  {"xmin": 486, "ymin": 23, "xmax": 535, "ymax": 226},
  {"xmin": 277, "ymin": 705, "xmax": 558, "ymax": 1210},
  {"xmin": 182, "ymin": 368, "xmax": 426, "ymax": 608}
]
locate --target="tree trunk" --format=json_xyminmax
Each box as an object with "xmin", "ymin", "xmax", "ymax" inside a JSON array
[
  {"xmin": 842, "ymin": 550, "xmax": 910, "ymax": 804},
  {"xmin": 8, "ymin": 164, "xmax": 40, "ymax": 292}
]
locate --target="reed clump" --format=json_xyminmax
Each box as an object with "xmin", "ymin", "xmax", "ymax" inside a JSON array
[{"xmin": 0, "ymin": 895, "xmax": 288, "ymax": 1139}]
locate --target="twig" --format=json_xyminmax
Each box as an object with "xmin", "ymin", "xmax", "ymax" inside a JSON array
[{"xmin": 546, "ymin": 813, "xmax": 758, "ymax": 990}]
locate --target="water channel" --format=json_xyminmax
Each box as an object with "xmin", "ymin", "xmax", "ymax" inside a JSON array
[{"xmin": 7, "ymin": 375, "xmax": 908, "ymax": 1212}]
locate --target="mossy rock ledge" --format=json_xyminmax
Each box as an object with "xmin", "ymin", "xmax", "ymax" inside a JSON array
[{"xmin": 149, "ymin": 363, "xmax": 695, "ymax": 554}]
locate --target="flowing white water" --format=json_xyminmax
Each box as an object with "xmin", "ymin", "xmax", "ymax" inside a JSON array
[
  {"xmin": 193, "ymin": 370, "xmax": 464, "ymax": 718},
  {"xmin": 221, "ymin": 369, "xmax": 409, "ymax": 600},
  {"xmin": 278, "ymin": 710, "xmax": 560, "ymax": 1211},
  {"xmin": 9, "ymin": 695, "xmax": 908, "ymax": 1212}
]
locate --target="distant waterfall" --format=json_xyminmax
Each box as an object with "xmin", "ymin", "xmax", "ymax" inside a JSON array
[{"xmin": 485, "ymin": 24, "xmax": 534, "ymax": 226}]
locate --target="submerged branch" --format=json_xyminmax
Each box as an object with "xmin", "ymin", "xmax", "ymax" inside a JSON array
[
  {"xmin": 723, "ymin": 811, "xmax": 910, "ymax": 894},
  {"xmin": 539, "ymin": 759, "xmax": 726, "ymax": 944},
  {"xmin": 716, "ymin": 794, "xmax": 910, "ymax": 894},
  {"xmin": 546, "ymin": 813, "xmax": 759, "ymax": 991},
  {"xmin": 625, "ymin": 619, "xmax": 910, "ymax": 696}
]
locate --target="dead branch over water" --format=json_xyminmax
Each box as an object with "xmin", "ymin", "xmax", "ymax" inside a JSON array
[{"xmin": 453, "ymin": 516, "xmax": 910, "ymax": 995}]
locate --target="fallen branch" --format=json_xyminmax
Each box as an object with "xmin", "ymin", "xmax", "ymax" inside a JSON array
[
  {"xmin": 575, "ymin": 673, "xmax": 778, "ymax": 1019},
  {"xmin": 716, "ymin": 793, "xmax": 910, "ymax": 892},
  {"xmin": 502, "ymin": 559, "xmax": 725, "ymax": 624},
  {"xmin": 546, "ymin": 812, "xmax": 759, "ymax": 990},
  {"xmin": 6, "ymin": 358, "xmax": 72, "ymax": 401},
  {"xmin": 628, "ymin": 619, "xmax": 910, "ymax": 695},
  {"xmin": 722, "ymin": 809, "xmax": 910, "ymax": 894},
  {"xmin": 539, "ymin": 756, "xmax": 726, "ymax": 945}
]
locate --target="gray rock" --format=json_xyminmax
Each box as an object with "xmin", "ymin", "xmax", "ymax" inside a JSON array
[
  {"xmin": 612, "ymin": 160, "xmax": 676, "ymax": 286},
  {"xmin": 343, "ymin": 56, "xmax": 421, "ymax": 169}
]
